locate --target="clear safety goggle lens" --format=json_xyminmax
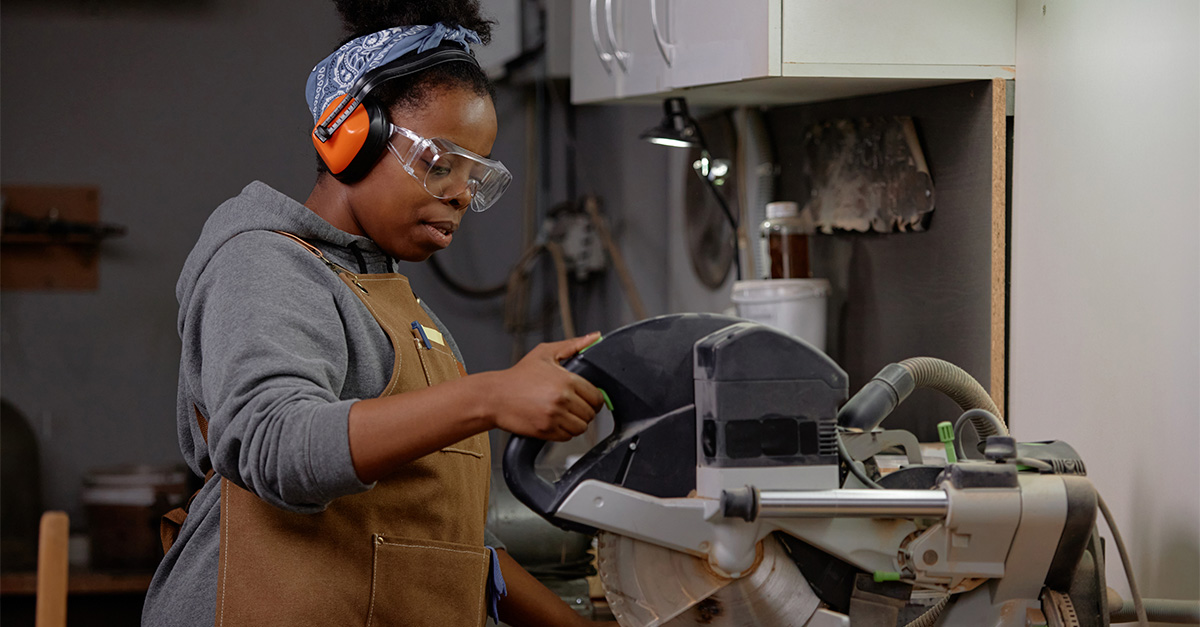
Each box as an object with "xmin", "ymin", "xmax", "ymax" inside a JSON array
[{"xmin": 388, "ymin": 125, "xmax": 511, "ymax": 212}]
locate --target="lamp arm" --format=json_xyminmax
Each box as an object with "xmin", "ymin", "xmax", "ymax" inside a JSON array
[{"xmin": 691, "ymin": 153, "xmax": 743, "ymax": 281}]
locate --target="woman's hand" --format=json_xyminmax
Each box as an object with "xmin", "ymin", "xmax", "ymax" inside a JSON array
[
  {"xmin": 495, "ymin": 547, "xmax": 621, "ymax": 627},
  {"xmin": 484, "ymin": 332, "xmax": 605, "ymax": 441},
  {"xmin": 347, "ymin": 332, "xmax": 604, "ymax": 483}
]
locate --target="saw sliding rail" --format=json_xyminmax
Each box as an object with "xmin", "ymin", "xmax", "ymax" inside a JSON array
[{"xmin": 726, "ymin": 488, "xmax": 950, "ymax": 520}]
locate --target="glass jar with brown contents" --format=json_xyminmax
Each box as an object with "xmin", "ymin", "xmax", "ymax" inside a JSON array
[{"xmin": 760, "ymin": 201, "xmax": 812, "ymax": 279}]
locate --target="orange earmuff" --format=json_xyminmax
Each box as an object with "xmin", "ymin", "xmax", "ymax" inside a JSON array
[{"xmin": 312, "ymin": 94, "xmax": 391, "ymax": 183}]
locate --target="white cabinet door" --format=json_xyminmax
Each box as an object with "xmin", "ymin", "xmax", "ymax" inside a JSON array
[
  {"xmin": 781, "ymin": 0, "xmax": 1015, "ymax": 78},
  {"xmin": 665, "ymin": 0, "xmax": 779, "ymax": 89},
  {"xmin": 572, "ymin": 0, "xmax": 623, "ymax": 103},
  {"xmin": 618, "ymin": 0, "xmax": 672, "ymax": 97}
]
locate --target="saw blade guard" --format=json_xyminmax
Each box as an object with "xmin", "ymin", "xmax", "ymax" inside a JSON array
[
  {"xmin": 502, "ymin": 312, "xmax": 849, "ymax": 536},
  {"xmin": 502, "ymin": 313, "xmax": 743, "ymax": 532}
]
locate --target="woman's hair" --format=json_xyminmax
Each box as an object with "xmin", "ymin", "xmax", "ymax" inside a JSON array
[
  {"xmin": 332, "ymin": 0, "xmax": 496, "ymax": 112},
  {"xmin": 335, "ymin": 0, "xmax": 494, "ymax": 43}
]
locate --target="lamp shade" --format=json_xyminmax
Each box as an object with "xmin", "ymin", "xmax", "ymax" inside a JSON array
[{"xmin": 639, "ymin": 97, "xmax": 701, "ymax": 148}]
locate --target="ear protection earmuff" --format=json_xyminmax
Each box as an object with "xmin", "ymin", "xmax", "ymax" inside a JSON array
[
  {"xmin": 313, "ymin": 95, "xmax": 391, "ymax": 182},
  {"xmin": 312, "ymin": 44, "xmax": 481, "ymax": 184}
]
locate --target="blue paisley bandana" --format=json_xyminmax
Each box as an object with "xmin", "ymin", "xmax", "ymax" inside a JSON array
[{"xmin": 305, "ymin": 23, "xmax": 482, "ymax": 124}]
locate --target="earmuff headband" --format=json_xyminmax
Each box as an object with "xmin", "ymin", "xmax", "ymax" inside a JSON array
[
  {"xmin": 316, "ymin": 45, "xmax": 480, "ymax": 141},
  {"xmin": 314, "ymin": 46, "xmax": 480, "ymax": 142}
]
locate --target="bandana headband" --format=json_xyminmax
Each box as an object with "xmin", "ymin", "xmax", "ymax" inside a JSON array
[{"xmin": 305, "ymin": 23, "xmax": 483, "ymax": 126}]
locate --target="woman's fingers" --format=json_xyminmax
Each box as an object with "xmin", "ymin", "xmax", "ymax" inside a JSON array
[
  {"xmin": 560, "ymin": 414, "xmax": 591, "ymax": 438},
  {"xmin": 545, "ymin": 332, "xmax": 601, "ymax": 362},
  {"xmin": 560, "ymin": 391, "xmax": 597, "ymax": 427},
  {"xmin": 570, "ymin": 373, "xmax": 605, "ymax": 409}
]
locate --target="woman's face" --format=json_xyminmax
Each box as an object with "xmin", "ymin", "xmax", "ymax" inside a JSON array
[{"xmin": 344, "ymin": 87, "xmax": 498, "ymax": 262}]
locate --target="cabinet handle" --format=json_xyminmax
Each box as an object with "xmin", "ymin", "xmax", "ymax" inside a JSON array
[
  {"xmin": 604, "ymin": 0, "xmax": 630, "ymax": 72},
  {"xmin": 589, "ymin": 0, "xmax": 615, "ymax": 73},
  {"xmin": 650, "ymin": 0, "xmax": 674, "ymax": 66}
]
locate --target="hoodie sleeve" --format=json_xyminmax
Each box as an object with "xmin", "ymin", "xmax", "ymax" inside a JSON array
[{"xmin": 189, "ymin": 232, "xmax": 372, "ymax": 512}]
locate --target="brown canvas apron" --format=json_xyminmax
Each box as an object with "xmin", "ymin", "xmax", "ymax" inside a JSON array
[{"xmin": 210, "ymin": 232, "xmax": 491, "ymax": 626}]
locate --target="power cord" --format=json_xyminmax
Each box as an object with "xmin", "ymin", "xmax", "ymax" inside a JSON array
[
  {"xmin": 835, "ymin": 429, "xmax": 884, "ymax": 490},
  {"xmin": 1097, "ymin": 493, "xmax": 1149, "ymax": 626},
  {"xmin": 952, "ymin": 408, "xmax": 1007, "ymax": 460}
]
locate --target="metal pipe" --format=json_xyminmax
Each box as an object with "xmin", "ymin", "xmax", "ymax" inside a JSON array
[{"xmin": 756, "ymin": 489, "xmax": 949, "ymax": 518}]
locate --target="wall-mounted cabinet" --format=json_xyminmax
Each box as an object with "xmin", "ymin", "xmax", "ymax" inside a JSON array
[{"xmin": 573, "ymin": 0, "xmax": 1015, "ymax": 105}]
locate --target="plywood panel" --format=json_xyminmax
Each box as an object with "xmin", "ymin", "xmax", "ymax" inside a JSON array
[
  {"xmin": 989, "ymin": 78, "xmax": 1007, "ymax": 415},
  {"xmin": 764, "ymin": 80, "xmax": 1006, "ymax": 441}
]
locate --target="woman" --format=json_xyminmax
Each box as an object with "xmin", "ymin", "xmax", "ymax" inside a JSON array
[{"xmin": 143, "ymin": 2, "xmax": 614, "ymax": 625}]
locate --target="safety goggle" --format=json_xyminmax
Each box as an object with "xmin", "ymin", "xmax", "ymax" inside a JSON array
[{"xmin": 386, "ymin": 124, "xmax": 512, "ymax": 213}]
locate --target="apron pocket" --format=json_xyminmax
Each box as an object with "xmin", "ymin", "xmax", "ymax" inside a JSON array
[
  {"xmin": 411, "ymin": 333, "xmax": 464, "ymax": 387},
  {"xmin": 366, "ymin": 535, "xmax": 489, "ymax": 627}
]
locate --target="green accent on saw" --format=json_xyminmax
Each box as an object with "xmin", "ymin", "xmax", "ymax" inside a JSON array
[
  {"xmin": 599, "ymin": 388, "xmax": 613, "ymax": 411},
  {"xmin": 873, "ymin": 571, "xmax": 902, "ymax": 582},
  {"xmin": 580, "ymin": 333, "xmax": 603, "ymax": 353},
  {"xmin": 937, "ymin": 421, "xmax": 958, "ymax": 464}
]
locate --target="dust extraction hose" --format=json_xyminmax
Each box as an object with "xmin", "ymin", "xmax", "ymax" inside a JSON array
[
  {"xmin": 838, "ymin": 357, "xmax": 1008, "ymax": 440},
  {"xmin": 903, "ymin": 594, "xmax": 950, "ymax": 627},
  {"xmin": 1110, "ymin": 598, "xmax": 1199, "ymax": 624}
]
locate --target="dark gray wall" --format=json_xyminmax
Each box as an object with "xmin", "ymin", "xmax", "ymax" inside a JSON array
[
  {"xmin": 1, "ymin": 0, "xmax": 345, "ymax": 521},
  {"xmin": 0, "ymin": 0, "xmax": 677, "ymax": 522},
  {"xmin": 0, "ymin": 0, "xmax": 995, "ymax": 525}
]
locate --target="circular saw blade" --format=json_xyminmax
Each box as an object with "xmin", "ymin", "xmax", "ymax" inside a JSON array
[{"xmin": 596, "ymin": 532, "xmax": 820, "ymax": 627}]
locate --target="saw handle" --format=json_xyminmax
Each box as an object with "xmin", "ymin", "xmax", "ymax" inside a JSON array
[{"xmin": 501, "ymin": 353, "xmax": 593, "ymax": 519}]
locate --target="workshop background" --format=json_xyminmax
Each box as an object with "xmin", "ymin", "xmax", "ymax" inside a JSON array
[{"xmin": 1, "ymin": 0, "xmax": 1197, "ymax": 623}]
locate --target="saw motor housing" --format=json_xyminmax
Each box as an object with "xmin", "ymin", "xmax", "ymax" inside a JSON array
[{"xmin": 693, "ymin": 320, "xmax": 846, "ymax": 499}]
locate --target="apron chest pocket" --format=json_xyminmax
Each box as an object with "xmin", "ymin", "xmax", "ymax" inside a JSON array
[
  {"xmin": 411, "ymin": 329, "xmax": 465, "ymax": 387},
  {"xmin": 366, "ymin": 535, "xmax": 489, "ymax": 627}
]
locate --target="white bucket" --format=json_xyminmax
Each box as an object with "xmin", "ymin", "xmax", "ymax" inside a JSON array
[{"xmin": 731, "ymin": 278, "xmax": 831, "ymax": 352}]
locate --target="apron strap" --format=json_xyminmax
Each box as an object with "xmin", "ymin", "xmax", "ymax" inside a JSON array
[
  {"xmin": 160, "ymin": 405, "xmax": 217, "ymax": 553},
  {"xmin": 272, "ymin": 230, "xmax": 326, "ymax": 259},
  {"xmin": 194, "ymin": 404, "xmax": 210, "ymax": 444}
]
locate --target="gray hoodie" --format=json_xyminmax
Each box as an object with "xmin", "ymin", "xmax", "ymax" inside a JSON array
[{"xmin": 143, "ymin": 181, "xmax": 479, "ymax": 625}]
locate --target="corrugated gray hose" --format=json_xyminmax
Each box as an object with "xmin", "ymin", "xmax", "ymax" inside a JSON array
[
  {"xmin": 903, "ymin": 594, "xmax": 950, "ymax": 627},
  {"xmin": 899, "ymin": 357, "xmax": 1007, "ymax": 437},
  {"xmin": 838, "ymin": 357, "xmax": 1008, "ymax": 442},
  {"xmin": 838, "ymin": 357, "xmax": 1007, "ymax": 626},
  {"xmin": 901, "ymin": 358, "xmax": 1004, "ymax": 626}
]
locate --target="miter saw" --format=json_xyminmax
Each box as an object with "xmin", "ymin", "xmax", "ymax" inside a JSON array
[{"xmin": 503, "ymin": 314, "xmax": 1112, "ymax": 627}]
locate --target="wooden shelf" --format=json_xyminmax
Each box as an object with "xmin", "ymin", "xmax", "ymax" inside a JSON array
[{"xmin": 0, "ymin": 570, "xmax": 153, "ymax": 596}]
